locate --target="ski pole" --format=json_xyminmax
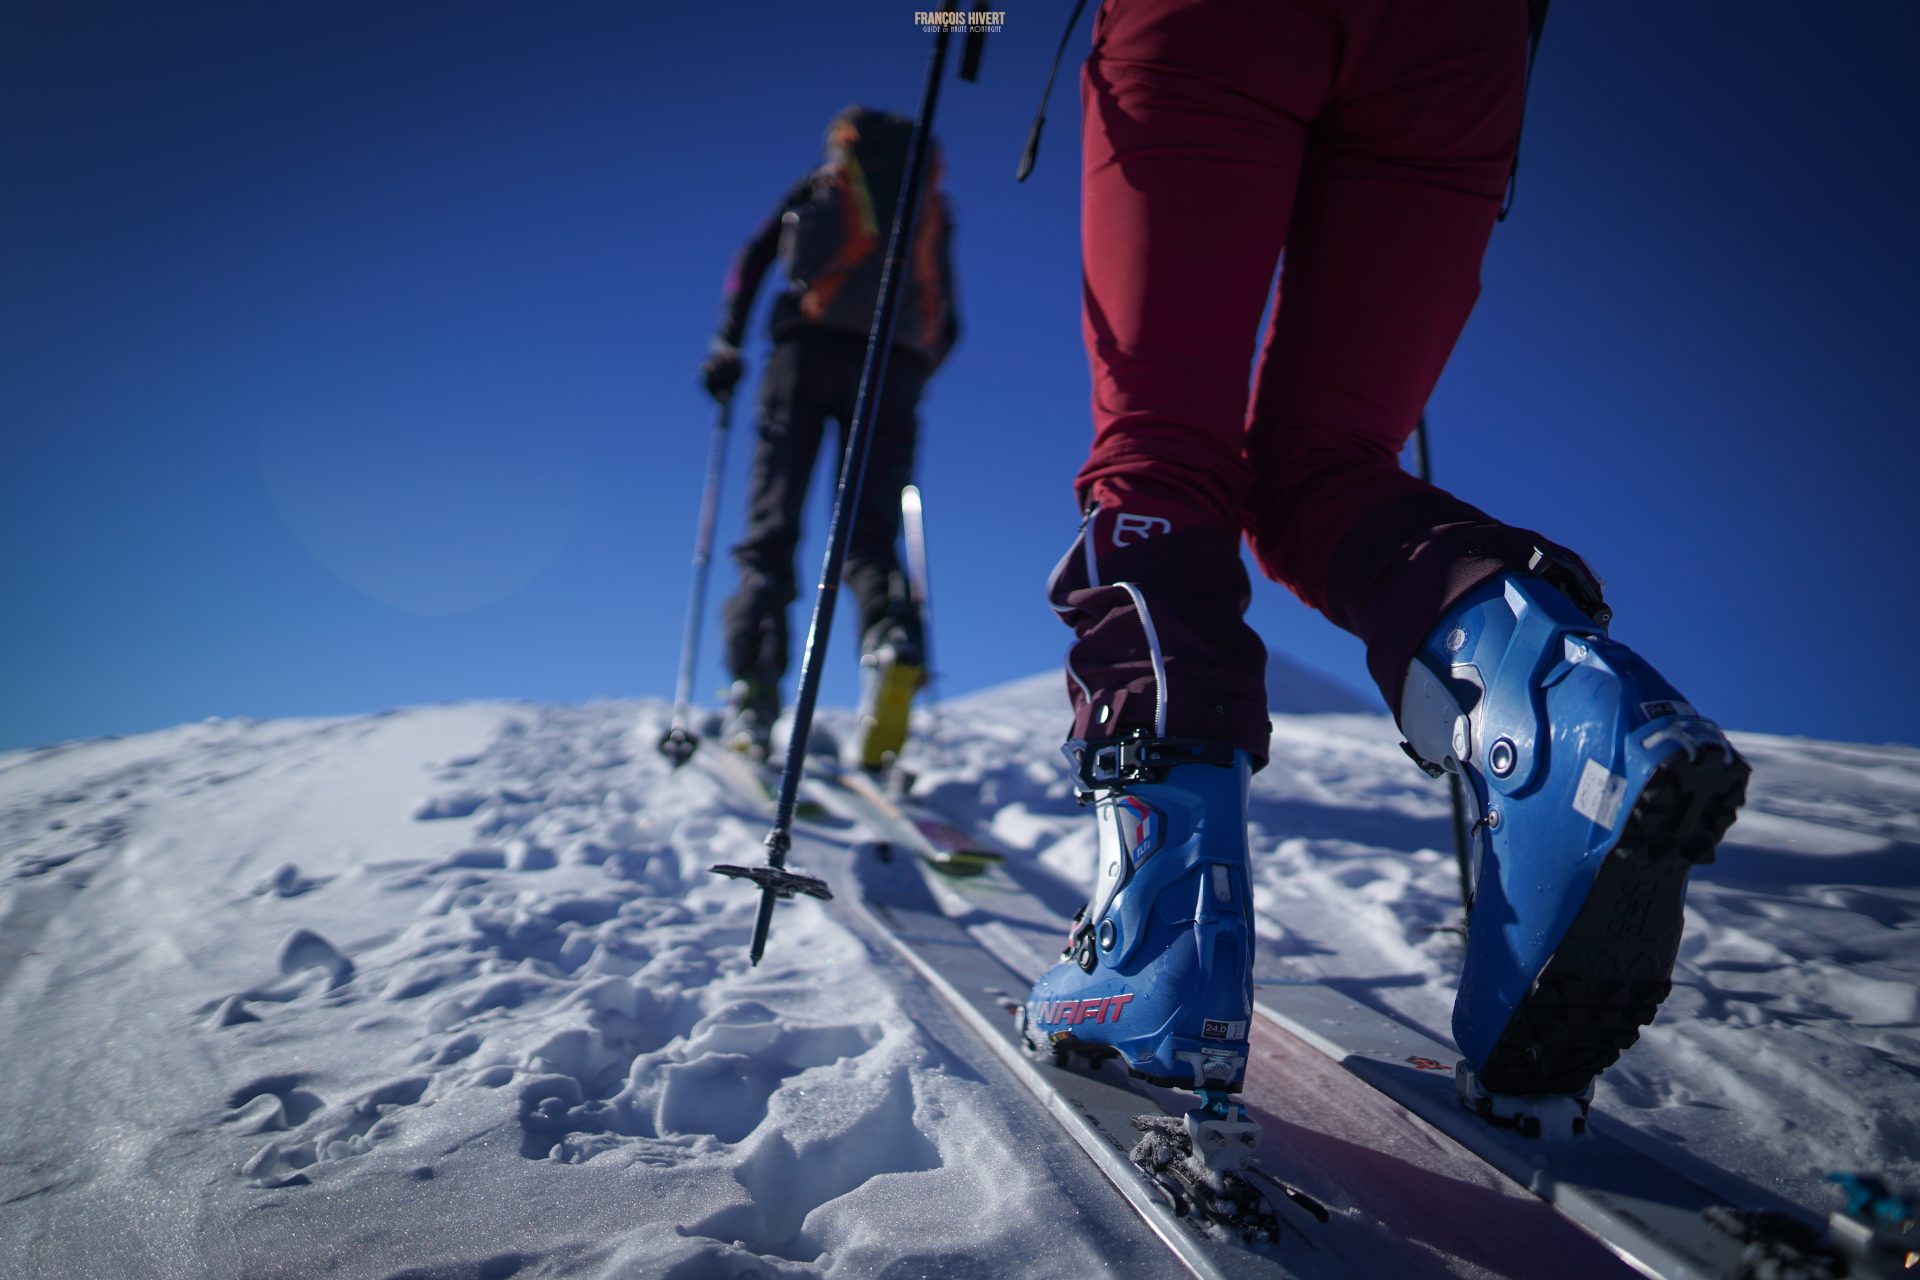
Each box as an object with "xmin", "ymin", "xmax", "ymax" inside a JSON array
[
  {"xmin": 1413, "ymin": 413, "xmax": 1476, "ymax": 912},
  {"xmin": 901, "ymin": 483, "xmax": 941, "ymax": 737},
  {"xmin": 712, "ymin": 3, "xmax": 981, "ymax": 964},
  {"xmin": 658, "ymin": 391, "xmax": 734, "ymax": 767}
]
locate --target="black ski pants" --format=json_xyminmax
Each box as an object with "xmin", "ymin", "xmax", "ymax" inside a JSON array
[{"xmin": 723, "ymin": 329, "xmax": 926, "ymax": 692}]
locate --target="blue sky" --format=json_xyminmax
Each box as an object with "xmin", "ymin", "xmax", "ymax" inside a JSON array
[{"xmin": 4, "ymin": 1, "xmax": 1917, "ymax": 753}]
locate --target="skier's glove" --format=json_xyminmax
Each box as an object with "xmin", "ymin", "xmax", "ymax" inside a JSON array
[{"xmin": 700, "ymin": 341, "xmax": 745, "ymax": 402}]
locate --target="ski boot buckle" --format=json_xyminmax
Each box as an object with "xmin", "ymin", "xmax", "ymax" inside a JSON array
[{"xmin": 1062, "ymin": 731, "xmax": 1239, "ymax": 800}]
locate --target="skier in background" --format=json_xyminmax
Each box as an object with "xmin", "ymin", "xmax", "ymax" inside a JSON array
[
  {"xmin": 1025, "ymin": 0, "xmax": 1751, "ymax": 1132},
  {"xmin": 700, "ymin": 105, "xmax": 960, "ymax": 769}
]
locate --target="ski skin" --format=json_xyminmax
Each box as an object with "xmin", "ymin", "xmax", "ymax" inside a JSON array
[{"xmin": 834, "ymin": 778, "xmax": 1829, "ymax": 1280}]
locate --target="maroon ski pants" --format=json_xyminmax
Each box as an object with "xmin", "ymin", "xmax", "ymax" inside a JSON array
[{"xmin": 1054, "ymin": 0, "xmax": 1587, "ymax": 763}]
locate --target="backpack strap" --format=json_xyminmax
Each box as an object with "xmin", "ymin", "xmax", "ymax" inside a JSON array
[
  {"xmin": 799, "ymin": 159, "xmax": 879, "ymax": 322},
  {"xmin": 1498, "ymin": 0, "xmax": 1552, "ymax": 223},
  {"xmin": 1016, "ymin": 0, "xmax": 1095, "ymax": 182}
]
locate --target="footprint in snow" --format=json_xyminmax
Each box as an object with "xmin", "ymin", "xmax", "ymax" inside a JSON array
[
  {"xmin": 277, "ymin": 928, "xmax": 355, "ymax": 990},
  {"xmin": 240, "ymin": 1076, "xmax": 432, "ymax": 1188},
  {"xmin": 224, "ymin": 1074, "xmax": 326, "ymax": 1134},
  {"xmin": 202, "ymin": 928, "xmax": 357, "ymax": 1028},
  {"xmin": 680, "ymin": 1064, "xmax": 940, "ymax": 1263},
  {"xmin": 413, "ymin": 792, "xmax": 488, "ymax": 821},
  {"xmin": 252, "ymin": 862, "xmax": 327, "ymax": 898}
]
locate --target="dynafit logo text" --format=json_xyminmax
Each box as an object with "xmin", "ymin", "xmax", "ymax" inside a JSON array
[{"xmin": 1034, "ymin": 993, "xmax": 1134, "ymax": 1026}]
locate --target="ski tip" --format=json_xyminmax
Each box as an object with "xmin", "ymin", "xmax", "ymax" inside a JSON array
[{"xmin": 924, "ymin": 851, "xmax": 999, "ymax": 878}]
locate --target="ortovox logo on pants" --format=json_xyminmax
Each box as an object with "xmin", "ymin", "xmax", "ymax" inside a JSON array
[{"xmin": 1112, "ymin": 512, "xmax": 1172, "ymax": 548}]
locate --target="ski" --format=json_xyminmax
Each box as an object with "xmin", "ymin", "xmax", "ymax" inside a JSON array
[
  {"xmin": 803, "ymin": 762, "xmax": 1003, "ymax": 877},
  {"xmin": 1251, "ymin": 978, "xmax": 1842, "ymax": 1280},
  {"xmin": 834, "ymin": 779, "xmax": 1855, "ymax": 1280},
  {"xmin": 840, "ymin": 829, "xmax": 1325, "ymax": 1279},
  {"xmin": 692, "ymin": 743, "xmax": 829, "ymax": 823}
]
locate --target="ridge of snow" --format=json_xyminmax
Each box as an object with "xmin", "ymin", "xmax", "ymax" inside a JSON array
[{"xmin": 954, "ymin": 651, "xmax": 1375, "ymax": 718}]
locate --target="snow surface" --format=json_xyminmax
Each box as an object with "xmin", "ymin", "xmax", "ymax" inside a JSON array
[{"xmin": 1, "ymin": 673, "xmax": 1915, "ymax": 1278}]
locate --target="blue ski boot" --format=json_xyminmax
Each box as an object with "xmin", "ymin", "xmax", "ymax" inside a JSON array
[
  {"xmin": 1024, "ymin": 735, "xmax": 1257, "ymax": 1094},
  {"xmin": 1398, "ymin": 556, "xmax": 1750, "ymax": 1114}
]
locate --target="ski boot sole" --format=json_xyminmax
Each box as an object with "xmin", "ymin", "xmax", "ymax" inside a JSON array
[
  {"xmin": 1043, "ymin": 1034, "xmax": 1248, "ymax": 1095},
  {"xmin": 1478, "ymin": 748, "xmax": 1750, "ymax": 1095},
  {"xmin": 1017, "ymin": 1013, "xmax": 1122, "ymax": 1072},
  {"xmin": 1127, "ymin": 1066, "xmax": 1245, "ymax": 1094}
]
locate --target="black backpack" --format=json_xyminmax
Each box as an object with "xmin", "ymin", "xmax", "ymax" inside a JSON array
[{"xmin": 777, "ymin": 107, "xmax": 953, "ymax": 361}]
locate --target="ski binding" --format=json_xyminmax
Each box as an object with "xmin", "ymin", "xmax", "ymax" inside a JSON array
[
  {"xmin": 1184, "ymin": 1094, "xmax": 1261, "ymax": 1177},
  {"xmin": 1826, "ymin": 1173, "xmax": 1918, "ymax": 1278},
  {"xmin": 1129, "ymin": 1094, "xmax": 1282, "ymax": 1242},
  {"xmin": 1456, "ymin": 1062, "xmax": 1592, "ymax": 1140}
]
